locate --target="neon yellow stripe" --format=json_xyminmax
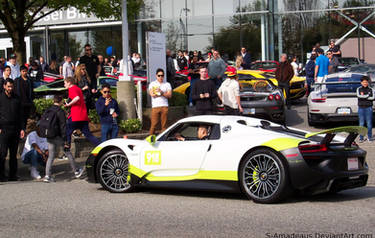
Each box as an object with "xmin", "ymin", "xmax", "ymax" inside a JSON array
[
  {"xmin": 261, "ymin": 138, "xmax": 303, "ymax": 151},
  {"xmin": 91, "ymin": 146, "xmax": 103, "ymax": 155},
  {"xmin": 128, "ymin": 165, "xmax": 238, "ymax": 182}
]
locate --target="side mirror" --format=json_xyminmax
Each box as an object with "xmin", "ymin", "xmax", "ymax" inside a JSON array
[{"xmin": 146, "ymin": 135, "xmax": 156, "ymax": 145}]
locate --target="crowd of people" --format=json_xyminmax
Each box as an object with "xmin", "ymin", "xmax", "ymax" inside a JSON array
[{"xmin": 0, "ymin": 44, "xmax": 123, "ymax": 183}]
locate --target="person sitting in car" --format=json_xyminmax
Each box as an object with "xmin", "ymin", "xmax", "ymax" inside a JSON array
[{"xmin": 175, "ymin": 125, "xmax": 210, "ymax": 141}]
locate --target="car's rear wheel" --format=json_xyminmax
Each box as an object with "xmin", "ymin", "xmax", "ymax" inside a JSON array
[
  {"xmin": 239, "ymin": 149, "xmax": 290, "ymax": 203},
  {"xmin": 307, "ymin": 107, "xmax": 318, "ymax": 127},
  {"xmin": 96, "ymin": 149, "xmax": 134, "ymax": 193}
]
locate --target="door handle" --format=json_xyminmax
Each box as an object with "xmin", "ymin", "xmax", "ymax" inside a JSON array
[{"xmin": 207, "ymin": 144, "xmax": 212, "ymax": 152}]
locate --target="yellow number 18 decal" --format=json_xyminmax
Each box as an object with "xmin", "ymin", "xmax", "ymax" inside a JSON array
[{"xmin": 144, "ymin": 151, "xmax": 162, "ymax": 165}]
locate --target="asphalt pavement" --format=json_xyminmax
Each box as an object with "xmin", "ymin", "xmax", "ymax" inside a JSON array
[{"xmin": 0, "ymin": 99, "xmax": 374, "ymax": 238}]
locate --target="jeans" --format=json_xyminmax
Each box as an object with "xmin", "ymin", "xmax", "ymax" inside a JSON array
[
  {"xmin": 306, "ymin": 77, "xmax": 314, "ymax": 96},
  {"xmin": 66, "ymin": 118, "xmax": 100, "ymax": 146},
  {"xmin": 45, "ymin": 137, "xmax": 76, "ymax": 177},
  {"xmin": 101, "ymin": 123, "xmax": 119, "ymax": 142},
  {"xmin": 358, "ymin": 107, "xmax": 373, "ymax": 140},
  {"xmin": 22, "ymin": 149, "xmax": 45, "ymax": 167},
  {"xmin": 279, "ymin": 82, "xmax": 291, "ymax": 108}
]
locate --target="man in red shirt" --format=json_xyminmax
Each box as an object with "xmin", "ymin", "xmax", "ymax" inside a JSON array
[{"xmin": 64, "ymin": 77, "xmax": 100, "ymax": 147}]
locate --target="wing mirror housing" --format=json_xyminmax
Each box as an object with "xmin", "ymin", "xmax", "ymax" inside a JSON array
[{"xmin": 146, "ymin": 135, "xmax": 156, "ymax": 145}]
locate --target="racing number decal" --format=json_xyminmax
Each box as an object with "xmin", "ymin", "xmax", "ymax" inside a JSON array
[{"xmin": 145, "ymin": 151, "xmax": 162, "ymax": 165}]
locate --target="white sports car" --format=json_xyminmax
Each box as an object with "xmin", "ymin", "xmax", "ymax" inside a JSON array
[{"xmin": 86, "ymin": 116, "xmax": 369, "ymax": 203}]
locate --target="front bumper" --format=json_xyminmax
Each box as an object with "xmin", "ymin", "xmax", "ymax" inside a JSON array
[{"xmin": 86, "ymin": 154, "xmax": 97, "ymax": 183}]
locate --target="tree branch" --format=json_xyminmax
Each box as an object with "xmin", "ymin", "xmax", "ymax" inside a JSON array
[{"xmin": 24, "ymin": 2, "xmax": 62, "ymax": 30}]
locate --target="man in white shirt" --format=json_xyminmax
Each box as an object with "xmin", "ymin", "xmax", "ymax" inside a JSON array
[
  {"xmin": 21, "ymin": 129, "xmax": 48, "ymax": 180},
  {"xmin": 62, "ymin": 56, "xmax": 74, "ymax": 79},
  {"xmin": 148, "ymin": 68, "xmax": 172, "ymax": 135},
  {"xmin": 218, "ymin": 71, "xmax": 243, "ymax": 115},
  {"xmin": 8, "ymin": 54, "xmax": 20, "ymax": 79}
]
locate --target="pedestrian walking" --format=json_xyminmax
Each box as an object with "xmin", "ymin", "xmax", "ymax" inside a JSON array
[
  {"xmin": 64, "ymin": 77, "xmax": 100, "ymax": 147},
  {"xmin": 42, "ymin": 95, "xmax": 84, "ymax": 182},
  {"xmin": 275, "ymin": 53, "xmax": 294, "ymax": 109},
  {"xmin": 14, "ymin": 65, "xmax": 34, "ymax": 127},
  {"xmin": 314, "ymin": 48, "xmax": 329, "ymax": 84},
  {"xmin": 39, "ymin": 56, "xmax": 49, "ymax": 72},
  {"xmin": 218, "ymin": 70, "xmax": 243, "ymax": 115},
  {"xmin": 74, "ymin": 64, "xmax": 92, "ymax": 108},
  {"xmin": 0, "ymin": 78, "xmax": 25, "ymax": 182},
  {"xmin": 79, "ymin": 44, "xmax": 101, "ymax": 94},
  {"xmin": 96, "ymin": 83, "xmax": 119, "ymax": 142},
  {"xmin": 176, "ymin": 50, "xmax": 188, "ymax": 71},
  {"xmin": 291, "ymin": 56, "xmax": 299, "ymax": 76},
  {"xmin": 357, "ymin": 76, "xmax": 375, "ymax": 143},
  {"xmin": 28, "ymin": 61, "xmax": 44, "ymax": 88},
  {"xmin": 148, "ymin": 68, "xmax": 172, "ymax": 135},
  {"xmin": 208, "ymin": 50, "xmax": 226, "ymax": 88},
  {"xmin": 192, "ymin": 67, "xmax": 218, "ymax": 115},
  {"xmin": 21, "ymin": 127, "xmax": 48, "ymax": 180}
]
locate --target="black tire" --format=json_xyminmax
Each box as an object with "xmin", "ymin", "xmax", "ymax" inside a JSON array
[
  {"xmin": 239, "ymin": 149, "xmax": 291, "ymax": 203},
  {"xmin": 307, "ymin": 108, "xmax": 318, "ymax": 127},
  {"xmin": 96, "ymin": 149, "xmax": 134, "ymax": 193}
]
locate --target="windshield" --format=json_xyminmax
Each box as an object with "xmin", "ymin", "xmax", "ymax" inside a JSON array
[{"xmin": 240, "ymin": 80, "xmax": 274, "ymax": 92}]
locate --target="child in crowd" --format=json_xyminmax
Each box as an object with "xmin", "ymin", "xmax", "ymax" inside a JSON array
[{"xmin": 356, "ymin": 76, "xmax": 375, "ymax": 142}]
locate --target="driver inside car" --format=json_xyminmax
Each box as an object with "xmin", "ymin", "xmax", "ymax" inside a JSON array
[{"xmin": 175, "ymin": 125, "xmax": 210, "ymax": 141}]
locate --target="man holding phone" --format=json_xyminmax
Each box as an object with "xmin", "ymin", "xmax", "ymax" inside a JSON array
[
  {"xmin": 95, "ymin": 83, "xmax": 119, "ymax": 142},
  {"xmin": 191, "ymin": 67, "xmax": 217, "ymax": 115}
]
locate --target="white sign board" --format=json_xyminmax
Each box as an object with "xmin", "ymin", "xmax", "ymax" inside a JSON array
[{"xmin": 146, "ymin": 32, "xmax": 166, "ymax": 84}]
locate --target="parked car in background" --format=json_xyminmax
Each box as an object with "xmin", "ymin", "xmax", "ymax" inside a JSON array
[
  {"xmin": 249, "ymin": 61, "xmax": 280, "ymax": 73},
  {"xmin": 344, "ymin": 64, "xmax": 375, "ymax": 74},
  {"xmin": 338, "ymin": 57, "xmax": 362, "ymax": 71},
  {"xmin": 307, "ymin": 72, "xmax": 371, "ymax": 126}
]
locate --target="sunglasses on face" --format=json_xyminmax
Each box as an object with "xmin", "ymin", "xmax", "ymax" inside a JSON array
[
  {"xmin": 102, "ymin": 91, "xmax": 110, "ymax": 94},
  {"xmin": 85, "ymin": 48, "xmax": 92, "ymax": 51},
  {"xmin": 157, "ymin": 74, "xmax": 164, "ymax": 77}
]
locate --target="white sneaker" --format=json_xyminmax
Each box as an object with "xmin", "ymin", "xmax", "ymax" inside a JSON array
[
  {"xmin": 74, "ymin": 168, "xmax": 84, "ymax": 179},
  {"xmin": 30, "ymin": 167, "xmax": 41, "ymax": 180},
  {"xmin": 57, "ymin": 155, "xmax": 69, "ymax": 161},
  {"xmin": 43, "ymin": 176, "xmax": 55, "ymax": 183}
]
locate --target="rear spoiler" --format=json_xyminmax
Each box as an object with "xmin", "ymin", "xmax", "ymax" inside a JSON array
[{"xmin": 305, "ymin": 126, "xmax": 367, "ymax": 146}]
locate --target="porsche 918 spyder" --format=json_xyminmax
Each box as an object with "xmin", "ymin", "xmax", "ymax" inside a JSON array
[{"xmin": 86, "ymin": 116, "xmax": 368, "ymax": 203}]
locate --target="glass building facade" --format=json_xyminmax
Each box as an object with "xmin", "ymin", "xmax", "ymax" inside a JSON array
[{"xmin": 0, "ymin": 1, "xmax": 374, "ymax": 64}]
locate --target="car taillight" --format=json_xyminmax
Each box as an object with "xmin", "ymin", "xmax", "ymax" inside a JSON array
[
  {"xmin": 275, "ymin": 94, "xmax": 281, "ymax": 100},
  {"xmin": 298, "ymin": 143, "xmax": 327, "ymax": 155},
  {"xmin": 268, "ymin": 95, "xmax": 274, "ymax": 100},
  {"xmin": 312, "ymin": 98, "xmax": 326, "ymax": 103}
]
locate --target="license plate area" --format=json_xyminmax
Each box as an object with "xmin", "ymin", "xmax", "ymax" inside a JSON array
[
  {"xmin": 243, "ymin": 108, "xmax": 255, "ymax": 115},
  {"xmin": 347, "ymin": 158, "xmax": 359, "ymax": 170},
  {"xmin": 337, "ymin": 107, "xmax": 351, "ymax": 115}
]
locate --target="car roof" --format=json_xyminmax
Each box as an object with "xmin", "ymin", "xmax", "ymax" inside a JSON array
[{"xmin": 178, "ymin": 115, "xmax": 264, "ymax": 125}]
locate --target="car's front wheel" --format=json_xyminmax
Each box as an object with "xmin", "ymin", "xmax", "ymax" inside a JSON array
[
  {"xmin": 96, "ymin": 149, "xmax": 134, "ymax": 193},
  {"xmin": 239, "ymin": 149, "xmax": 291, "ymax": 203}
]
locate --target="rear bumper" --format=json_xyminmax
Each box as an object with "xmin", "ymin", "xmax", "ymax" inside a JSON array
[
  {"xmin": 85, "ymin": 154, "xmax": 97, "ymax": 183},
  {"xmin": 309, "ymin": 112, "xmax": 359, "ymax": 122},
  {"xmin": 281, "ymin": 147, "xmax": 368, "ymax": 194},
  {"xmin": 241, "ymin": 101, "xmax": 284, "ymax": 121}
]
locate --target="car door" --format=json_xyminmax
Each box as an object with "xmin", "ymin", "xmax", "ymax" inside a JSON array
[{"xmin": 140, "ymin": 123, "xmax": 212, "ymax": 179}]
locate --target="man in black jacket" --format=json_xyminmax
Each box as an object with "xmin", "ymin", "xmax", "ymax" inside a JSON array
[
  {"xmin": 15, "ymin": 65, "xmax": 34, "ymax": 128},
  {"xmin": 43, "ymin": 95, "xmax": 83, "ymax": 182},
  {"xmin": 191, "ymin": 67, "xmax": 218, "ymax": 115},
  {"xmin": 0, "ymin": 78, "xmax": 25, "ymax": 181},
  {"xmin": 275, "ymin": 54, "xmax": 294, "ymax": 109}
]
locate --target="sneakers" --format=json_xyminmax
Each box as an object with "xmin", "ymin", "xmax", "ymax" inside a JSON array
[
  {"xmin": 43, "ymin": 176, "xmax": 55, "ymax": 183},
  {"xmin": 30, "ymin": 167, "xmax": 41, "ymax": 180},
  {"xmin": 74, "ymin": 168, "xmax": 84, "ymax": 179},
  {"xmin": 359, "ymin": 138, "xmax": 365, "ymax": 143}
]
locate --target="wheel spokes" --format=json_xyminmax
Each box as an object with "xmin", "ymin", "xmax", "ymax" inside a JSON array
[
  {"xmin": 100, "ymin": 154, "xmax": 131, "ymax": 192},
  {"xmin": 243, "ymin": 153, "xmax": 281, "ymax": 199}
]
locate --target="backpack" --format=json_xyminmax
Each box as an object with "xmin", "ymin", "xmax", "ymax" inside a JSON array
[{"xmin": 38, "ymin": 106, "xmax": 60, "ymax": 138}]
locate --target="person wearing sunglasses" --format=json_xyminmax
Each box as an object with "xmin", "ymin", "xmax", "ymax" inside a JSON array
[
  {"xmin": 148, "ymin": 68, "xmax": 172, "ymax": 135},
  {"xmin": 95, "ymin": 83, "xmax": 119, "ymax": 142},
  {"xmin": 79, "ymin": 44, "xmax": 101, "ymax": 96}
]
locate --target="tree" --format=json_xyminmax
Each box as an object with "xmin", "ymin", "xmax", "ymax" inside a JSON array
[{"xmin": 0, "ymin": 0, "xmax": 142, "ymax": 65}]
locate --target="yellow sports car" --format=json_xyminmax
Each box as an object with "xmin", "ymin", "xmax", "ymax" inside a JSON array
[{"xmin": 173, "ymin": 70, "xmax": 306, "ymax": 100}]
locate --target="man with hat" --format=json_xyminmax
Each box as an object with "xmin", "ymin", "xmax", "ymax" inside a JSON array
[
  {"xmin": 8, "ymin": 53, "xmax": 20, "ymax": 80},
  {"xmin": 218, "ymin": 69, "xmax": 243, "ymax": 115}
]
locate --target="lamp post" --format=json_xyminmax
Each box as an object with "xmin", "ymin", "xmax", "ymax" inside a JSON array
[{"xmin": 117, "ymin": 0, "xmax": 137, "ymax": 120}]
